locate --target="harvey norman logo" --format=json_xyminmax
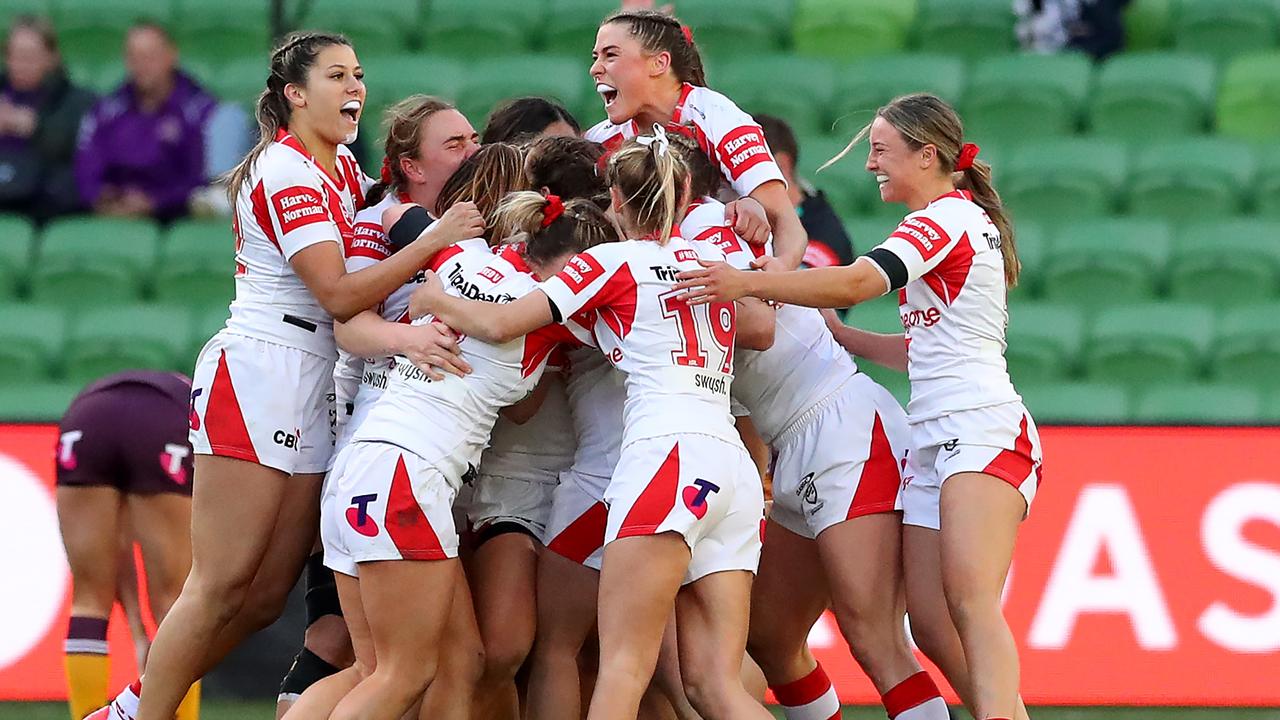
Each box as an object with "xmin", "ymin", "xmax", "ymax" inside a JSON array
[
  {"xmin": 272, "ymin": 186, "xmax": 327, "ymax": 233},
  {"xmin": 717, "ymin": 126, "xmax": 771, "ymax": 179}
]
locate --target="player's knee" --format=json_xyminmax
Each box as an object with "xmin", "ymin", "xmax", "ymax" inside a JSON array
[
  {"xmin": 279, "ymin": 647, "xmax": 343, "ymax": 698},
  {"xmin": 439, "ymin": 636, "xmax": 485, "ymax": 689},
  {"xmin": 941, "ymin": 584, "xmax": 999, "ymax": 635},
  {"xmin": 236, "ymin": 584, "xmax": 293, "ymax": 633},
  {"xmin": 681, "ymin": 672, "xmax": 738, "ymax": 718},
  {"xmin": 745, "ymin": 618, "xmax": 808, "ymax": 678},
  {"xmin": 480, "ymin": 633, "xmax": 531, "ymax": 683},
  {"xmin": 832, "ymin": 597, "xmax": 903, "ymax": 655},
  {"xmin": 302, "ymin": 615, "xmax": 353, "ymax": 668}
]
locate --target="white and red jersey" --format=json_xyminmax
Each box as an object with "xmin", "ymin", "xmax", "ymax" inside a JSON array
[
  {"xmin": 562, "ymin": 345, "xmax": 626, "ymax": 480},
  {"xmin": 870, "ymin": 190, "xmax": 1021, "ymax": 422},
  {"xmin": 540, "ymin": 234, "xmax": 738, "ymax": 448},
  {"xmin": 477, "ymin": 366, "xmax": 577, "ymax": 482},
  {"xmin": 226, "ymin": 129, "xmax": 371, "ymax": 357},
  {"xmin": 351, "ymin": 247, "xmax": 576, "ymax": 485},
  {"xmin": 681, "ymin": 198, "xmax": 858, "ymax": 444},
  {"xmin": 585, "ymin": 83, "xmax": 785, "ymax": 199}
]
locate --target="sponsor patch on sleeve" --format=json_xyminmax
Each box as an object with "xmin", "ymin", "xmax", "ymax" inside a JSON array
[
  {"xmin": 347, "ymin": 222, "xmax": 390, "ymax": 260},
  {"xmin": 271, "ymin": 186, "xmax": 328, "ymax": 234},
  {"xmin": 888, "ymin": 216, "xmax": 952, "ymax": 261},
  {"xmin": 716, "ymin": 125, "xmax": 773, "ymax": 180},
  {"xmin": 556, "ymin": 252, "xmax": 606, "ymax": 294}
]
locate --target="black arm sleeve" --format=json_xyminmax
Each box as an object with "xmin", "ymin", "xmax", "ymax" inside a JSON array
[
  {"xmin": 864, "ymin": 247, "xmax": 909, "ymax": 291},
  {"xmin": 387, "ymin": 206, "xmax": 432, "ymax": 250},
  {"xmin": 547, "ymin": 296, "xmax": 564, "ymax": 324}
]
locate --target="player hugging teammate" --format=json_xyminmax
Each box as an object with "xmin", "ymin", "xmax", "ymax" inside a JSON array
[{"xmin": 90, "ymin": 9, "xmax": 1042, "ymax": 720}]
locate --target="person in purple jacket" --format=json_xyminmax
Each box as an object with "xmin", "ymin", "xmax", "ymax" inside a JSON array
[{"xmin": 74, "ymin": 21, "xmax": 216, "ymax": 220}]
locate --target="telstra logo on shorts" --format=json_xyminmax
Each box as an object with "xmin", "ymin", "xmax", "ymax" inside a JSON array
[
  {"xmin": 188, "ymin": 388, "xmax": 203, "ymax": 431},
  {"xmin": 683, "ymin": 478, "xmax": 720, "ymax": 519},
  {"xmin": 347, "ymin": 494, "xmax": 379, "ymax": 536}
]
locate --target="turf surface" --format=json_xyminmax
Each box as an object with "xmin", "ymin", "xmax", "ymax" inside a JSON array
[{"xmin": 3, "ymin": 702, "xmax": 1278, "ymax": 719}]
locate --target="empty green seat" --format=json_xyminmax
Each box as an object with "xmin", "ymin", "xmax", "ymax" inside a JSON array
[
  {"xmin": 1172, "ymin": 0, "xmax": 1279, "ymax": 60},
  {"xmin": 1168, "ymin": 219, "xmax": 1280, "ymax": 307},
  {"xmin": 189, "ymin": 306, "xmax": 229, "ymax": 365},
  {"xmin": 55, "ymin": 0, "xmax": 170, "ymax": 67},
  {"xmin": 30, "ymin": 218, "xmax": 159, "ymax": 307},
  {"xmin": 1124, "ymin": 0, "xmax": 1174, "ymax": 50},
  {"xmin": 715, "ymin": 55, "xmax": 835, "ymax": 137},
  {"xmin": 0, "ymin": 304, "xmax": 66, "ymax": 385},
  {"xmin": 65, "ymin": 304, "xmax": 191, "ymax": 385},
  {"xmin": 1083, "ymin": 303, "xmax": 1214, "ymax": 387},
  {"xmin": 830, "ymin": 54, "xmax": 966, "ymax": 138},
  {"xmin": 1217, "ymin": 52, "xmax": 1280, "ymax": 142},
  {"xmin": 805, "ymin": 137, "xmax": 877, "ymax": 217},
  {"xmin": 963, "ymin": 53, "xmax": 1092, "ymax": 139},
  {"xmin": 841, "ymin": 293, "xmax": 904, "ymax": 335},
  {"xmin": 844, "ymin": 217, "xmax": 903, "ymax": 257},
  {"xmin": 172, "ymin": 0, "xmax": 270, "ymax": 66},
  {"xmin": 543, "ymin": 0, "xmax": 617, "ymax": 56},
  {"xmin": 456, "ymin": 56, "xmax": 585, "ymax": 135},
  {"xmin": 675, "ymin": 0, "xmax": 789, "ymax": 59},
  {"xmin": 1212, "ymin": 303, "xmax": 1280, "ymax": 389},
  {"xmin": 1009, "ymin": 219, "xmax": 1046, "ymax": 296},
  {"xmin": 155, "ymin": 221, "xmax": 236, "ymax": 310},
  {"xmin": 205, "ymin": 58, "xmax": 269, "ymax": 111},
  {"xmin": 1019, "ymin": 382, "xmax": 1131, "ymax": 424},
  {"xmin": 859, "ymin": 361, "xmax": 911, "ymax": 407},
  {"xmin": 359, "ymin": 54, "xmax": 468, "ymax": 111},
  {"xmin": 0, "ymin": 214, "xmax": 35, "ymax": 298},
  {"xmin": 1090, "ymin": 52, "xmax": 1216, "ymax": 139},
  {"xmin": 0, "ymin": 0, "xmax": 51, "ymax": 28},
  {"xmin": 1001, "ymin": 138, "xmax": 1128, "ymax": 220},
  {"xmin": 423, "ymin": 0, "xmax": 542, "ymax": 58},
  {"xmin": 1041, "ymin": 218, "xmax": 1170, "ymax": 307},
  {"xmin": 302, "ymin": 0, "xmax": 418, "ymax": 53},
  {"xmin": 1133, "ymin": 383, "xmax": 1262, "ymax": 424},
  {"xmin": 1128, "ymin": 138, "xmax": 1255, "ymax": 219},
  {"xmin": 794, "ymin": 0, "xmax": 916, "ymax": 60},
  {"xmin": 0, "ymin": 381, "xmax": 84, "ymax": 422},
  {"xmin": 1256, "ymin": 143, "xmax": 1280, "ymax": 217},
  {"xmin": 914, "ymin": 0, "xmax": 1017, "ymax": 58},
  {"xmin": 1005, "ymin": 302, "xmax": 1084, "ymax": 383}
]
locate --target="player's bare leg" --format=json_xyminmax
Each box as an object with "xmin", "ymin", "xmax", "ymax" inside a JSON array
[
  {"xmin": 330, "ymin": 559, "xmax": 460, "ymax": 720},
  {"xmin": 527, "ymin": 549, "xmax": 599, "ymax": 720},
  {"xmin": 468, "ymin": 532, "xmax": 539, "ymax": 720},
  {"xmin": 940, "ymin": 473, "xmax": 1025, "ymax": 720},
  {"xmin": 675, "ymin": 570, "xmax": 773, "ymax": 720},
  {"xmin": 586, "ymin": 533, "xmax": 688, "ymax": 720},
  {"xmin": 419, "ymin": 571, "xmax": 485, "ymax": 720},
  {"xmin": 651, "ymin": 612, "xmax": 699, "ymax": 720},
  {"xmin": 746, "ymin": 521, "xmax": 831, "ymax": 687},
  {"xmin": 283, "ymin": 573, "xmax": 374, "ymax": 720}
]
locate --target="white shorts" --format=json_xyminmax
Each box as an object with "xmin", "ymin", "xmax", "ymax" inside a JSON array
[
  {"xmin": 189, "ymin": 331, "xmax": 335, "ymax": 475},
  {"xmin": 770, "ymin": 374, "xmax": 910, "ymax": 540},
  {"xmin": 321, "ymin": 441, "xmax": 461, "ymax": 577},
  {"xmin": 901, "ymin": 402, "xmax": 1044, "ymax": 531},
  {"xmin": 606, "ymin": 434, "xmax": 764, "ymax": 585},
  {"xmin": 468, "ymin": 471, "xmax": 559, "ymax": 537},
  {"xmin": 543, "ymin": 469, "xmax": 611, "ymax": 570}
]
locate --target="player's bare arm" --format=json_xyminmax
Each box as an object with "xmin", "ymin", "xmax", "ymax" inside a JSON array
[
  {"xmin": 335, "ymin": 311, "xmax": 471, "ymax": 381},
  {"xmin": 409, "ymin": 270, "xmax": 554, "ymax": 344},
  {"xmin": 675, "ymin": 256, "xmax": 889, "ymax": 308}
]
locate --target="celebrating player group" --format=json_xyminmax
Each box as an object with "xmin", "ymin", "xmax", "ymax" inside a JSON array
[{"xmin": 89, "ymin": 8, "xmax": 1043, "ymax": 720}]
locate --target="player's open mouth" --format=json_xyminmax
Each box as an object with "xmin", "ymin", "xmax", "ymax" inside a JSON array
[
  {"xmin": 876, "ymin": 174, "xmax": 889, "ymax": 185},
  {"xmin": 341, "ymin": 100, "xmax": 361, "ymax": 123},
  {"xmin": 597, "ymin": 83, "xmax": 618, "ymax": 107}
]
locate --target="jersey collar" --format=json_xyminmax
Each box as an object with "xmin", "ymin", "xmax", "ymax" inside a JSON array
[{"xmin": 275, "ymin": 128, "xmax": 347, "ymax": 193}]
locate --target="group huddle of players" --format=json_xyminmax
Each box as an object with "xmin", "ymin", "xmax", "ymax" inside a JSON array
[{"xmin": 84, "ymin": 8, "xmax": 1043, "ymax": 720}]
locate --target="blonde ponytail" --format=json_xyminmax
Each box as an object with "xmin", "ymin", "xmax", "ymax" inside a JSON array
[{"xmin": 606, "ymin": 125, "xmax": 690, "ymax": 243}]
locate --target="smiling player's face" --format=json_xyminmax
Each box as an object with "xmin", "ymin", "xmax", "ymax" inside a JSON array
[
  {"xmin": 590, "ymin": 23, "xmax": 654, "ymax": 125},
  {"xmin": 294, "ymin": 43, "xmax": 366, "ymax": 146}
]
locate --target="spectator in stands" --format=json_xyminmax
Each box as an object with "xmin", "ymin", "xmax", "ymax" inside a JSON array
[
  {"xmin": 75, "ymin": 21, "xmax": 218, "ymax": 221},
  {"xmin": 481, "ymin": 96, "xmax": 580, "ymax": 144},
  {"xmin": 754, "ymin": 113, "xmax": 856, "ymax": 269},
  {"xmin": 1015, "ymin": 0, "xmax": 1131, "ymax": 59},
  {"xmin": 0, "ymin": 15, "xmax": 94, "ymax": 220}
]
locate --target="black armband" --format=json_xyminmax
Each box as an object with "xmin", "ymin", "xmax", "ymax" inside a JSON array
[
  {"xmin": 864, "ymin": 248, "xmax": 909, "ymax": 291},
  {"xmin": 387, "ymin": 206, "xmax": 432, "ymax": 250},
  {"xmin": 547, "ymin": 296, "xmax": 564, "ymax": 324}
]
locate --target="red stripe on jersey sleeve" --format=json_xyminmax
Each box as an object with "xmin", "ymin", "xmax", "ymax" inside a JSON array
[
  {"xmin": 521, "ymin": 323, "xmax": 579, "ymax": 378},
  {"xmin": 890, "ymin": 215, "xmax": 952, "ymax": 262},
  {"xmin": 617, "ymin": 442, "xmax": 681, "ymax": 538},
  {"xmin": 203, "ymin": 350, "xmax": 259, "ymax": 463},
  {"xmin": 250, "ymin": 182, "xmax": 282, "ymax": 254},
  {"xmin": 386, "ymin": 454, "xmax": 449, "ymax": 560},
  {"xmin": 270, "ymin": 185, "xmax": 328, "ymax": 235},
  {"xmin": 922, "ymin": 231, "xmax": 975, "ymax": 306},
  {"xmin": 716, "ymin": 125, "xmax": 772, "ymax": 181},
  {"xmin": 596, "ymin": 264, "xmax": 638, "ymax": 339},
  {"xmin": 547, "ymin": 500, "xmax": 608, "ymax": 564}
]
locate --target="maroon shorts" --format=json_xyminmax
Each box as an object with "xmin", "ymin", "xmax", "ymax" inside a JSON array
[{"xmin": 56, "ymin": 382, "xmax": 194, "ymax": 495}]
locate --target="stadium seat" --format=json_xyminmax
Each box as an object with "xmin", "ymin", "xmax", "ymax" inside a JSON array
[
  {"xmin": 55, "ymin": 0, "xmax": 169, "ymax": 67},
  {"xmin": 1009, "ymin": 219, "xmax": 1046, "ymax": 296},
  {"xmin": 0, "ymin": 0, "xmax": 52, "ymax": 28},
  {"xmin": 1168, "ymin": 219, "xmax": 1280, "ymax": 307},
  {"xmin": 858, "ymin": 362, "xmax": 911, "ymax": 407},
  {"xmin": 455, "ymin": 56, "xmax": 586, "ymax": 135},
  {"xmin": 1040, "ymin": 218, "xmax": 1170, "ymax": 307},
  {"xmin": 358, "ymin": 54, "xmax": 468, "ymax": 112},
  {"xmin": 302, "ymin": 0, "xmax": 418, "ymax": 53},
  {"xmin": 675, "ymin": 0, "xmax": 789, "ymax": 60},
  {"xmin": 172, "ymin": 0, "xmax": 270, "ymax": 66},
  {"xmin": 1256, "ymin": 143, "xmax": 1280, "ymax": 217},
  {"xmin": 204, "ymin": 58, "xmax": 270, "ymax": 111},
  {"xmin": 843, "ymin": 216, "xmax": 903, "ymax": 257},
  {"xmin": 913, "ymin": 0, "xmax": 1017, "ymax": 58},
  {"xmin": 0, "ymin": 214, "xmax": 35, "ymax": 299},
  {"xmin": 189, "ymin": 306, "xmax": 229, "ymax": 365},
  {"xmin": 1124, "ymin": 0, "xmax": 1174, "ymax": 50},
  {"xmin": 802, "ymin": 136, "xmax": 877, "ymax": 218},
  {"xmin": 1005, "ymin": 302, "xmax": 1084, "ymax": 383},
  {"xmin": 1127, "ymin": 138, "xmax": 1255, "ymax": 219},
  {"xmin": 714, "ymin": 55, "xmax": 836, "ymax": 137},
  {"xmin": 1133, "ymin": 384, "xmax": 1263, "ymax": 424},
  {"xmin": 1082, "ymin": 303, "xmax": 1214, "ymax": 387},
  {"xmin": 29, "ymin": 218, "xmax": 159, "ymax": 308},
  {"xmin": 793, "ymin": 0, "xmax": 916, "ymax": 60},
  {"xmin": 155, "ymin": 221, "xmax": 236, "ymax": 310},
  {"xmin": 65, "ymin": 304, "xmax": 191, "ymax": 385},
  {"xmin": 0, "ymin": 304, "xmax": 66, "ymax": 385},
  {"xmin": 1018, "ymin": 382, "xmax": 1131, "ymax": 424},
  {"xmin": 422, "ymin": 0, "xmax": 543, "ymax": 58},
  {"xmin": 829, "ymin": 54, "xmax": 966, "ymax": 138},
  {"xmin": 0, "ymin": 381, "xmax": 83, "ymax": 422},
  {"xmin": 1216, "ymin": 52, "xmax": 1280, "ymax": 142},
  {"xmin": 1172, "ymin": 0, "xmax": 1279, "ymax": 60},
  {"xmin": 841, "ymin": 293, "xmax": 903, "ymax": 335},
  {"xmin": 543, "ymin": 0, "xmax": 617, "ymax": 56},
  {"xmin": 1000, "ymin": 138, "xmax": 1128, "ymax": 221},
  {"xmin": 1211, "ymin": 303, "xmax": 1280, "ymax": 390},
  {"xmin": 962, "ymin": 53, "xmax": 1092, "ymax": 139},
  {"xmin": 1090, "ymin": 52, "xmax": 1216, "ymax": 139}
]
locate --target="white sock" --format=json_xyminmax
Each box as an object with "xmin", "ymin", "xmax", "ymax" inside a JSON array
[
  {"xmin": 894, "ymin": 696, "xmax": 950, "ymax": 720},
  {"xmin": 110, "ymin": 679, "xmax": 142, "ymax": 720},
  {"xmin": 771, "ymin": 664, "xmax": 841, "ymax": 720}
]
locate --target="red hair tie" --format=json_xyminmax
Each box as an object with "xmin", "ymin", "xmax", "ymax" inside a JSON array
[
  {"xmin": 680, "ymin": 24, "xmax": 694, "ymax": 45},
  {"xmin": 955, "ymin": 143, "xmax": 980, "ymax": 171},
  {"xmin": 380, "ymin": 155, "xmax": 393, "ymax": 184},
  {"xmin": 541, "ymin": 194, "xmax": 565, "ymax": 227}
]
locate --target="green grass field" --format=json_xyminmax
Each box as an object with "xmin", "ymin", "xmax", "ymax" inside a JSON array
[{"xmin": 3, "ymin": 703, "xmax": 1279, "ymax": 720}]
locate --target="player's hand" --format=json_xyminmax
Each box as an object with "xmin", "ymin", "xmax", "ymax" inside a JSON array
[
  {"xmin": 432, "ymin": 201, "xmax": 486, "ymax": 244},
  {"xmin": 750, "ymin": 255, "xmax": 785, "ymax": 273},
  {"xmin": 408, "ymin": 269, "xmax": 447, "ymax": 320},
  {"xmin": 724, "ymin": 196, "xmax": 770, "ymax": 247},
  {"xmin": 402, "ymin": 321, "xmax": 471, "ymax": 380},
  {"xmin": 674, "ymin": 259, "xmax": 751, "ymax": 305}
]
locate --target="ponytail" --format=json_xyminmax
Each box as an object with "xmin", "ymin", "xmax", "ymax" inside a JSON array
[
  {"xmin": 957, "ymin": 158, "xmax": 1018, "ymax": 287},
  {"xmin": 496, "ymin": 191, "xmax": 617, "ymax": 265},
  {"xmin": 606, "ymin": 125, "xmax": 690, "ymax": 243}
]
